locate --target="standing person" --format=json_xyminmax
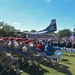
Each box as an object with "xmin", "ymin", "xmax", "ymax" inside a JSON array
[
  {"xmin": 66, "ymin": 39, "xmax": 72, "ymax": 49},
  {"xmin": 72, "ymin": 38, "xmax": 75, "ymax": 49}
]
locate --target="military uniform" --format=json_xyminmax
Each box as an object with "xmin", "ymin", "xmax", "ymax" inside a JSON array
[{"xmin": 0, "ymin": 39, "xmax": 23, "ymax": 74}]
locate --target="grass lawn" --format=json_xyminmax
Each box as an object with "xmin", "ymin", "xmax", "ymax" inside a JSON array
[{"xmin": 0, "ymin": 52, "xmax": 75, "ymax": 75}]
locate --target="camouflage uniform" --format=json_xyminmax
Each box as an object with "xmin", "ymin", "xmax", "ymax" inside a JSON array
[
  {"xmin": 26, "ymin": 45, "xmax": 42, "ymax": 67},
  {"xmin": 0, "ymin": 39, "xmax": 23, "ymax": 74}
]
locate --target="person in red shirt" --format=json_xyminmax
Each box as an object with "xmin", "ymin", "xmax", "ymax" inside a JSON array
[{"xmin": 36, "ymin": 40, "xmax": 44, "ymax": 52}]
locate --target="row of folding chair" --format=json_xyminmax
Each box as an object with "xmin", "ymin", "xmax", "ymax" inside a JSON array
[
  {"xmin": 0, "ymin": 45, "xmax": 64, "ymax": 75},
  {"xmin": 54, "ymin": 46, "xmax": 75, "ymax": 55},
  {"xmin": 36, "ymin": 47, "xmax": 63, "ymax": 66},
  {"xmin": 0, "ymin": 46, "xmax": 9, "ymax": 75}
]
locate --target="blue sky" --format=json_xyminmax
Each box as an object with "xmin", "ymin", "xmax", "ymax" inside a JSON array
[{"xmin": 0, "ymin": 0, "xmax": 75, "ymax": 32}]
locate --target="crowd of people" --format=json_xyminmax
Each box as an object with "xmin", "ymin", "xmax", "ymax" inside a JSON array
[{"xmin": 0, "ymin": 36, "xmax": 75, "ymax": 74}]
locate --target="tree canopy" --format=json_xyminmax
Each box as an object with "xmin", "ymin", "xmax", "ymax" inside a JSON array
[
  {"xmin": 57, "ymin": 29, "xmax": 72, "ymax": 37},
  {"xmin": 0, "ymin": 21, "xmax": 17, "ymax": 37}
]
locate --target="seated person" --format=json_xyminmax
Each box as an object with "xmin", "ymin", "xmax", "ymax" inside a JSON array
[
  {"xmin": 0, "ymin": 39, "xmax": 23, "ymax": 74},
  {"xmin": 36, "ymin": 40, "xmax": 44, "ymax": 52},
  {"xmin": 44, "ymin": 41, "xmax": 61, "ymax": 64},
  {"xmin": 23, "ymin": 40, "xmax": 42, "ymax": 68},
  {"xmin": 45, "ymin": 41, "xmax": 56, "ymax": 56}
]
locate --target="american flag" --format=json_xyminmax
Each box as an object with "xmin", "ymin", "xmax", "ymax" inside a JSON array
[{"xmin": 69, "ymin": 33, "xmax": 73, "ymax": 42}]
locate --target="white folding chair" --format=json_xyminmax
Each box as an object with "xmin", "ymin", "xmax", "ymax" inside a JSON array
[
  {"xmin": 0, "ymin": 58, "xmax": 9, "ymax": 75},
  {"xmin": 0, "ymin": 46, "xmax": 9, "ymax": 75},
  {"xmin": 43, "ymin": 51, "xmax": 62, "ymax": 65}
]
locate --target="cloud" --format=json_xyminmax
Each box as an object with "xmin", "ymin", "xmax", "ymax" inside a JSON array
[
  {"xmin": 65, "ymin": 16, "xmax": 68, "ymax": 19},
  {"xmin": 64, "ymin": 0, "xmax": 70, "ymax": 2},
  {"xmin": 0, "ymin": 6, "xmax": 5, "ymax": 11},
  {"xmin": 66, "ymin": 0, "xmax": 70, "ymax": 1},
  {"xmin": 13, "ymin": 22, "xmax": 21, "ymax": 25},
  {"xmin": 17, "ymin": 12, "xmax": 24, "ymax": 16},
  {"xmin": 46, "ymin": 0, "xmax": 51, "ymax": 2}
]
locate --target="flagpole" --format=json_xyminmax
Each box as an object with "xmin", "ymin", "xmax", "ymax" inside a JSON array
[{"xmin": 73, "ymin": 25, "xmax": 75, "ymax": 36}]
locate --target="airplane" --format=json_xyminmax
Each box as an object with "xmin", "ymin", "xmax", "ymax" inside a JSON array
[{"xmin": 20, "ymin": 19, "xmax": 57, "ymax": 38}]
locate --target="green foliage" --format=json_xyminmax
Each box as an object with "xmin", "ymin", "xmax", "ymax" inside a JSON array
[
  {"xmin": 0, "ymin": 21, "xmax": 17, "ymax": 37},
  {"xmin": 30, "ymin": 29, "xmax": 36, "ymax": 32},
  {"xmin": 23, "ymin": 30, "xmax": 28, "ymax": 32},
  {"xmin": 58, "ymin": 29, "xmax": 72, "ymax": 37}
]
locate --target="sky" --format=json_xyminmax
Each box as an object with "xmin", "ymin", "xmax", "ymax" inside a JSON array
[{"xmin": 0, "ymin": 0, "xmax": 75, "ymax": 32}]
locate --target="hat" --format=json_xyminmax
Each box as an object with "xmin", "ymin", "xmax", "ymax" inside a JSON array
[
  {"xmin": 24, "ymin": 40, "xmax": 29, "ymax": 44},
  {"xmin": 3, "ymin": 37, "xmax": 9, "ymax": 41},
  {"xmin": 16, "ymin": 38, "xmax": 22, "ymax": 41},
  {"xmin": 9, "ymin": 37, "xmax": 14, "ymax": 41}
]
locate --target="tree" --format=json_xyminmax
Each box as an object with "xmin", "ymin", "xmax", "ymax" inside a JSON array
[
  {"xmin": 58, "ymin": 29, "xmax": 72, "ymax": 37},
  {"xmin": 23, "ymin": 30, "xmax": 28, "ymax": 32},
  {"xmin": 0, "ymin": 21, "xmax": 17, "ymax": 37},
  {"xmin": 30, "ymin": 29, "xmax": 36, "ymax": 32}
]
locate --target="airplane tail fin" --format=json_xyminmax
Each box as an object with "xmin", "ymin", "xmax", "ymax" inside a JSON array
[
  {"xmin": 49, "ymin": 19, "xmax": 57, "ymax": 31},
  {"xmin": 39, "ymin": 19, "xmax": 57, "ymax": 32}
]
